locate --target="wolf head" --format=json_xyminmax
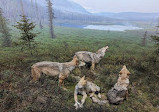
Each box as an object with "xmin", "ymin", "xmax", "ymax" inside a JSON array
[
  {"xmin": 77, "ymin": 76, "xmax": 87, "ymax": 88},
  {"xmin": 119, "ymin": 65, "xmax": 131, "ymax": 80},
  {"xmin": 96, "ymin": 46, "xmax": 109, "ymax": 56}
]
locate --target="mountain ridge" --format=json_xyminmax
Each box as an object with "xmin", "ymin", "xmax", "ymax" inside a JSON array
[{"xmin": 33, "ymin": 0, "xmax": 89, "ymax": 14}]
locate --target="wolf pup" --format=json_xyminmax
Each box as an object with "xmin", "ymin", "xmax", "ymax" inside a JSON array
[
  {"xmin": 75, "ymin": 46, "xmax": 109, "ymax": 71},
  {"xmin": 74, "ymin": 76, "xmax": 106, "ymax": 109},
  {"xmin": 107, "ymin": 65, "xmax": 131, "ymax": 104},
  {"xmin": 31, "ymin": 56, "xmax": 78, "ymax": 88}
]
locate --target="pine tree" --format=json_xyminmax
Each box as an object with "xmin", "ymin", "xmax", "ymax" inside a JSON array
[
  {"xmin": 20, "ymin": 0, "xmax": 25, "ymax": 16},
  {"xmin": 0, "ymin": 8, "xmax": 11, "ymax": 47},
  {"xmin": 141, "ymin": 31, "xmax": 147, "ymax": 46},
  {"xmin": 39, "ymin": 20, "xmax": 43, "ymax": 30},
  {"xmin": 46, "ymin": 0, "xmax": 55, "ymax": 38},
  {"xmin": 31, "ymin": 0, "xmax": 34, "ymax": 21},
  {"xmin": 35, "ymin": 0, "xmax": 43, "ymax": 30},
  {"xmin": 151, "ymin": 26, "xmax": 159, "ymax": 55},
  {"xmin": 35, "ymin": 0, "xmax": 39, "ymax": 21},
  {"xmin": 14, "ymin": 15, "xmax": 38, "ymax": 55}
]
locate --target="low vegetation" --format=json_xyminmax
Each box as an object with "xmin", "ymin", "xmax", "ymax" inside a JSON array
[{"xmin": 0, "ymin": 26, "xmax": 159, "ymax": 111}]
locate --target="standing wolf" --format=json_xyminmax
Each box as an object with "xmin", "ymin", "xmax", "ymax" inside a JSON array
[
  {"xmin": 107, "ymin": 65, "xmax": 131, "ymax": 104},
  {"xmin": 75, "ymin": 46, "xmax": 109, "ymax": 71},
  {"xmin": 74, "ymin": 76, "xmax": 107, "ymax": 109},
  {"xmin": 31, "ymin": 56, "xmax": 78, "ymax": 88}
]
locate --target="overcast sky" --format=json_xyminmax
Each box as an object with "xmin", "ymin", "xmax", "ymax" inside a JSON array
[{"xmin": 72, "ymin": 0, "xmax": 159, "ymax": 13}]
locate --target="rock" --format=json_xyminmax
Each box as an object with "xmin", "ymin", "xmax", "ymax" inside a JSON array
[{"xmin": 107, "ymin": 88, "xmax": 127, "ymax": 104}]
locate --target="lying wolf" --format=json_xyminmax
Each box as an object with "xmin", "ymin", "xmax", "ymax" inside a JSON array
[
  {"xmin": 74, "ymin": 76, "xmax": 107, "ymax": 109},
  {"xmin": 31, "ymin": 56, "xmax": 78, "ymax": 88},
  {"xmin": 75, "ymin": 46, "xmax": 109, "ymax": 71},
  {"xmin": 107, "ymin": 65, "xmax": 131, "ymax": 104}
]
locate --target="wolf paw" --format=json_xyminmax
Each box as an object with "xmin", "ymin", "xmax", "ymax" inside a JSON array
[
  {"xmin": 74, "ymin": 102, "xmax": 84, "ymax": 110},
  {"xmin": 79, "ymin": 104, "xmax": 83, "ymax": 108},
  {"xmin": 74, "ymin": 102, "xmax": 81, "ymax": 110}
]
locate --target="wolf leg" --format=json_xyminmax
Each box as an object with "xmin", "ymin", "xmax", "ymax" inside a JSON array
[
  {"xmin": 97, "ymin": 93, "xmax": 102, "ymax": 99},
  {"xmin": 74, "ymin": 91, "xmax": 81, "ymax": 109},
  {"xmin": 91, "ymin": 96, "xmax": 108, "ymax": 105},
  {"xmin": 90, "ymin": 92, "xmax": 95, "ymax": 98},
  {"xmin": 80, "ymin": 92, "xmax": 87, "ymax": 108},
  {"xmin": 59, "ymin": 74, "xmax": 68, "ymax": 90},
  {"xmin": 91, "ymin": 63, "xmax": 95, "ymax": 71},
  {"xmin": 126, "ymin": 90, "xmax": 128, "ymax": 100},
  {"xmin": 31, "ymin": 67, "xmax": 41, "ymax": 81},
  {"xmin": 59, "ymin": 74, "xmax": 64, "ymax": 86}
]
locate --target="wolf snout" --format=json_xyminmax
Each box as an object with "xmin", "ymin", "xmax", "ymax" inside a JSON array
[{"xmin": 105, "ymin": 46, "xmax": 109, "ymax": 51}]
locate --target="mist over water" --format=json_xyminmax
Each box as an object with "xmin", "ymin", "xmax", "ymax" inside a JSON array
[
  {"xmin": 56, "ymin": 23, "xmax": 143, "ymax": 31},
  {"xmin": 84, "ymin": 25, "xmax": 143, "ymax": 31}
]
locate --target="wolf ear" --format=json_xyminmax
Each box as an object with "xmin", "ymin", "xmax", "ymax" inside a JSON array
[
  {"xmin": 127, "ymin": 71, "xmax": 131, "ymax": 75},
  {"xmin": 73, "ymin": 55, "xmax": 77, "ymax": 58},
  {"xmin": 123, "ymin": 65, "xmax": 126, "ymax": 68},
  {"xmin": 119, "ymin": 71, "xmax": 122, "ymax": 74},
  {"xmin": 119, "ymin": 65, "xmax": 125, "ymax": 74},
  {"xmin": 81, "ymin": 76, "xmax": 85, "ymax": 80}
]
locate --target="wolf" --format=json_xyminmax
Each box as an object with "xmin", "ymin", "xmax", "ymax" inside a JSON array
[
  {"xmin": 31, "ymin": 56, "xmax": 78, "ymax": 88},
  {"xmin": 74, "ymin": 76, "xmax": 107, "ymax": 109},
  {"xmin": 75, "ymin": 46, "xmax": 109, "ymax": 71},
  {"xmin": 107, "ymin": 65, "xmax": 131, "ymax": 104}
]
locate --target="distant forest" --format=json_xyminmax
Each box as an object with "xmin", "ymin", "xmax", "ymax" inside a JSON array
[{"xmin": 0, "ymin": 0, "xmax": 119, "ymax": 25}]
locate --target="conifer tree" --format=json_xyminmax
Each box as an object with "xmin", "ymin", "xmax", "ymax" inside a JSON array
[
  {"xmin": 39, "ymin": 21, "xmax": 43, "ymax": 30},
  {"xmin": 151, "ymin": 26, "xmax": 159, "ymax": 55},
  {"xmin": 46, "ymin": 0, "xmax": 55, "ymax": 38},
  {"xmin": 20, "ymin": 0, "xmax": 25, "ymax": 15},
  {"xmin": 14, "ymin": 15, "xmax": 38, "ymax": 55},
  {"xmin": 0, "ymin": 8, "xmax": 11, "ymax": 47},
  {"xmin": 141, "ymin": 31, "xmax": 147, "ymax": 46},
  {"xmin": 31, "ymin": 0, "xmax": 34, "ymax": 21}
]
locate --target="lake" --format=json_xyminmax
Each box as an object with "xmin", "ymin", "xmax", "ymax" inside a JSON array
[
  {"xmin": 84, "ymin": 25, "xmax": 143, "ymax": 31},
  {"xmin": 56, "ymin": 23, "xmax": 143, "ymax": 31}
]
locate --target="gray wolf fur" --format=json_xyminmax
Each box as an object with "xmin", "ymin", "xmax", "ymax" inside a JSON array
[
  {"xmin": 74, "ymin": 76, "xmax": 107, "ymax": 109},
  {"xmin": 31, "ymin": 56, "xmax": 78, "ymax": 88},
  {"xmin": 75, "ymin": 46, "xmax": 109, "ymax": 71},
  {"xmin": 107, "ymin": 65, "xmax": 130, "ymax": 104}
]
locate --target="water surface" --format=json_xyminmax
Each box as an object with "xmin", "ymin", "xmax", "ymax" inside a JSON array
[
  {"xmin": 84, "ymin": 25, "xmax": 142, "ymax": 31},
  {"xmin": 56, "ymin": 23, "xmax": 142, "ymax": 31}
]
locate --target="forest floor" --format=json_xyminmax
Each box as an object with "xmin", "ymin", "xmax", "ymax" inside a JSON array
[{"xmin": 0, "ymin": 26, "xmax": 159, "ymax": 112}]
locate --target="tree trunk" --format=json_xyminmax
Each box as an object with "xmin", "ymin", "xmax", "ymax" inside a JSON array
[
  {"xmin": 0, "ymin": 8, "xmax": 11, "ymax": 47},
  {"xmin": 47, "ymin": 0, "xmax": 55, "ymax": 38},
  {"xmin": 35, "ymin": 0, "xmax": 39, "ymax": 21},
  {"xmin": 20, "ymin": 0, "xmax": 25, "ymax": 16},
  {"xmin": 31, "ymin": 0, "xmax": 33, "ymax": 21},
  {"xmin": 142, "ymin": 31, "xmax": 147, "ymax": 46}
]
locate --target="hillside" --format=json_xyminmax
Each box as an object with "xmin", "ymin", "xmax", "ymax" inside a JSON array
[
  {"xmin": 0, "ymin": 0, "xmax": 116, "ymax": 24},
  {"xmin": 0, "ymin": 26, "xmax": 159, "ymax": 111},
  {"xmin": 95, "ymin": 12, "xmax": 159, "ymax": 21},
  {"xmin": 36, "ymin": 0, "xmax": 89, "ymax": 14},
  {"xmin": 0, "ymin": 0, "xmax": 158, "ymax": 24}
]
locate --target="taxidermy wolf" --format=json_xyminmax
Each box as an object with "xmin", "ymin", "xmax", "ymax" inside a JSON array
[
  {"xmin": 107, "ymin": 65, "xmax": 131, "ymax": 104},
  {"xmin": 31, "ymin": 56, "xmax": 78, "ymax": 89},
  {"xmin": 75, "ymin": 46, "xmax": 109, "ymax": 71},
  {"xmin": 74, "ymin": 76, "xmax": 107, "ymax": 109}
]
